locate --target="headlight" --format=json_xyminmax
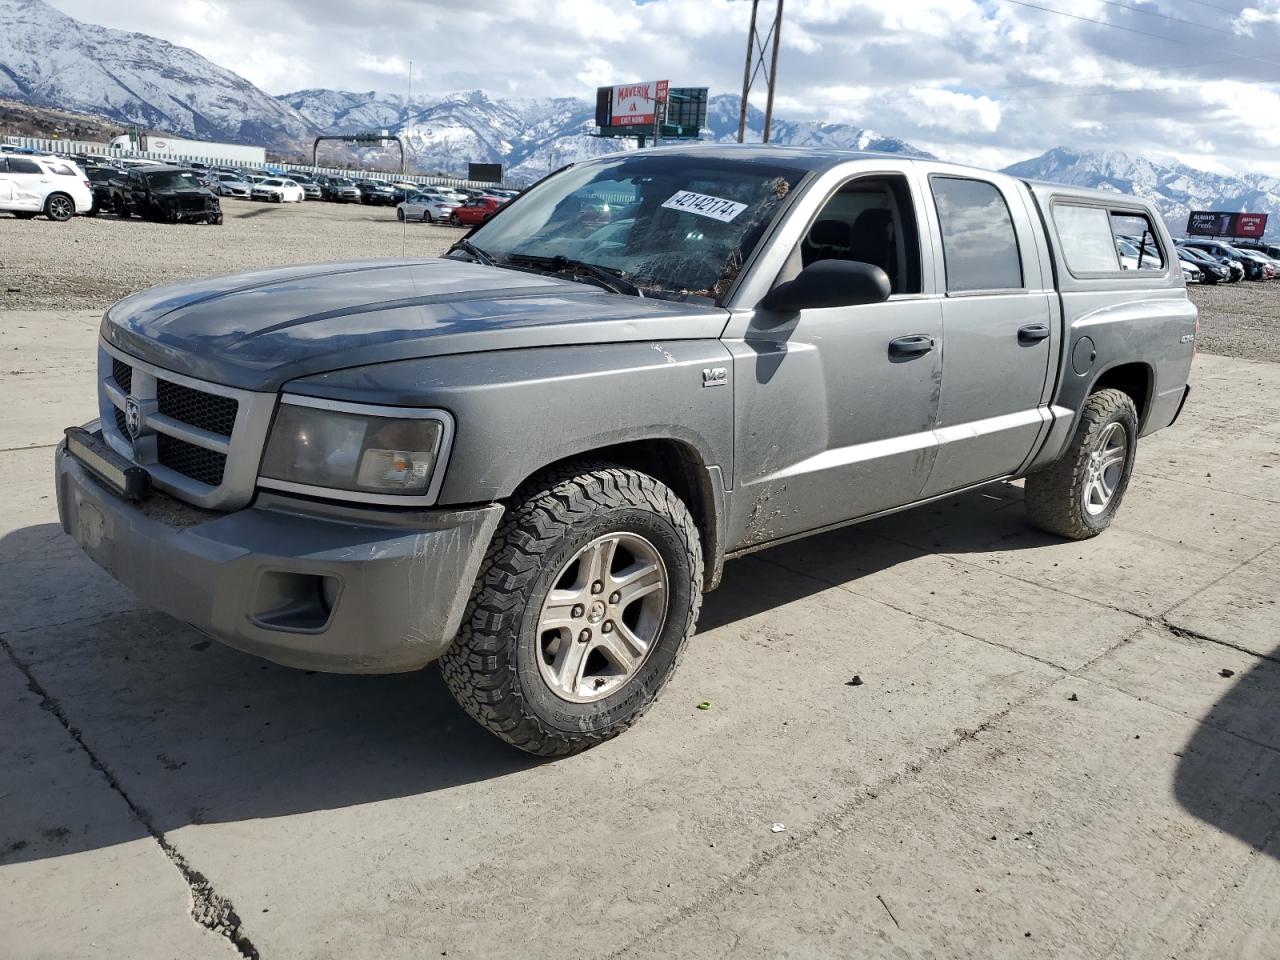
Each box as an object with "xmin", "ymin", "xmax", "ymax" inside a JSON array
[{"xmin": 259, "ymin": 397, "xmax": 452, "ymax": 502}]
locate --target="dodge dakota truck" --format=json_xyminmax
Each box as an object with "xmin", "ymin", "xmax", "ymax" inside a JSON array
[{"xmin": 56, "ymin": 145, "xmax": 1196, "ymax": 755}]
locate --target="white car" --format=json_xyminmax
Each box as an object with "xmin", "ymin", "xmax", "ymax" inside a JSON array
[
  {"xmin": 0, "ymin": 154, "xmax": 93, "ymax": 221},
  {"xmin": 397, "ymin": 192, "xmax": 460, "ymax": 223},
  {"xmin": 1181, "ymin": 261, "xmax": 1202, "ymax": 284},
  {"xmin": 250, "ymin": 177, "xmax": 304, "ymax": 203}
]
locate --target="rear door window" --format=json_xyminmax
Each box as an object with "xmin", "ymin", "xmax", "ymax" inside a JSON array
[
  {"xmin": 1053, "ymin": 204, "xmax": 1120, "ymax": 273},
  {"xmin": 930, "ymin": 176, "xmax": 1023, "ymax": 293},
  {"xmin": 8, "ymin": 158, "xmax": 42, "ymax": 175}
]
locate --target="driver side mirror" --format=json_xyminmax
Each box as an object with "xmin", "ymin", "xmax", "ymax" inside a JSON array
[{"xmin": 759, "ymin": 260, "xmax": 892, "ymax": 314}]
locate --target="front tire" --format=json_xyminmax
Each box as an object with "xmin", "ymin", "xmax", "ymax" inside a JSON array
[
  {"xmin": 450, "ymin": 213, "xmax": 461, "ymax": 226},
  {"xmin": 441, "ymin": 463, "xmax": 703, "ymax": 756},
  {"xmin": 1025, "ymin": 388, "xmax": 1138, "ymax": 540},
  {"xmin": 396, "ymin": 207, "xmax": 405, "ymax": 221}
]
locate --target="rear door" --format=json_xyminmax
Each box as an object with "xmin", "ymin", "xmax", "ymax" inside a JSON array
[{"xmin": 917, "ymin": 170, "xmax": 1057, "ymax": 497}]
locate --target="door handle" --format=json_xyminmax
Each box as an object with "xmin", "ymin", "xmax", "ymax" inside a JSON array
[
  {"xmin": 888, "ymin": 335, "xmax": 935, "ymax": 358},
  {"xmin": 1018, "ymin": 323, "xmax": 1050, "ymax": 344}
]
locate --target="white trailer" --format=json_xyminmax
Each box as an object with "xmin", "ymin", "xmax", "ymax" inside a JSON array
[{"xmin": 108, "ymin": 135, "xmax": 265, "ymax": 166}]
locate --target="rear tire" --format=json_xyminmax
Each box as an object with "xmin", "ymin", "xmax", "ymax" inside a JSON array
[
  {"xmin": 450, "ymin": 213, "xmax": 461, "ymax": 226},
  {"xmin": 441, "ymin": 462, "xmax": 703, "ymax": 756},
  {"xmin": 44, "ymin": 193, "xmax": 74, "ymax": 221},
  {"xmin": 1025, "ymin": 388, "xmax": 1138, "ymax": 540}
]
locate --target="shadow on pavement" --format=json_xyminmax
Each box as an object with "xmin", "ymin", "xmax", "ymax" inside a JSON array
[
  {"xmin": 0, "ymin": 483, "xmax": 1058, "ymax": 866},
  {"xmin": 1173, "ymin": 645, "xmax": 1280, "ymax": 860}
]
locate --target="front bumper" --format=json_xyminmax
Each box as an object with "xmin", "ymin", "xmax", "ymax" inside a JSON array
[{"xmin": 55, "ymin": 430, "xmax": 503, "ymax": 674}]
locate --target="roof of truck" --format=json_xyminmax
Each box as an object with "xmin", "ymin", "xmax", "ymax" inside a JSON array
[{"xmin": 593, "ymin": 143, "xmax": 1157, "ymax": 209}]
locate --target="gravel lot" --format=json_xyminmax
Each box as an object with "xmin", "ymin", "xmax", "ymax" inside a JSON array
[
  {"xmin": 0, "ymin": 199, "xmax": 458, "ymax": 311},
  {"xmin": 3, "ymin": 201, "xmax": 1278, "ymax": 362},
  {"xmin": 1188, "ymin": 281, "xmax": 1280, "ymax": 362}
]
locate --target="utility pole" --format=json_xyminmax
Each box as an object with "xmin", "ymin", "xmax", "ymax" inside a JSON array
[{"xmin": 736, "ymin": 0, "xmax": 784, "ymax": 143}]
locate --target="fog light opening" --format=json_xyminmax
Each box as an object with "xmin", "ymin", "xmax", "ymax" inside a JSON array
[{"xmin": 320, "ymin": 576, "xmax": 341, "ymax": 614}]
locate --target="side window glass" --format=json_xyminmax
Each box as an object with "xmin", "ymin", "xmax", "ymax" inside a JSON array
[
  {"xmin": 1053, "ymin": 204, "xmax": 1119, "ymax": 273},
  {"xmin": 1110, "ymin": 212, "xmax": 1165, "ymax": 270},
  {"xmin": 798, "ymin": 175, "xmax": 922, "ymax": 294},
  {"xmin": 8, "ymin": 158, "xmax": 42, "ymax": 174},
  {"xmin": 930, "ymin": 176, "xmax": 1023, "ymax": 293}
]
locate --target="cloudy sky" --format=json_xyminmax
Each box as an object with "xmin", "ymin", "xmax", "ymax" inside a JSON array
[{"xmin": 45, "ymin": 0, "xmax": 1280, "ymax": 175}]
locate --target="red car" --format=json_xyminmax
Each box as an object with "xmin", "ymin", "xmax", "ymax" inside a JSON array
[{"xmin": 449, "ymin": 196, "xmax": 504, "ymax": 226}]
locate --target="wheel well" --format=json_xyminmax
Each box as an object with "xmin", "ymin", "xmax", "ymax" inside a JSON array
[
  {"xmin": 1091, "ymin": 362, "xmax": 1152, "ymax": 426},
  {"xmin": 517, "ymin": 440, "xmax": 721, "ymax": 589}
]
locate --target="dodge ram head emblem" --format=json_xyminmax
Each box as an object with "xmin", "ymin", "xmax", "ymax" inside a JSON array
[{"xmin": 124, "ymin": 397, "xmax": 142, "ymax": 439}]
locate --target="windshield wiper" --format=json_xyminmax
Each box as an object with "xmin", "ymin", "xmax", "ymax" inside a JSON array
[
  {"xmin": 509, "ymin": 254, "xmax": 643, "ymax": 297},
  {"xmin": 449, "ymin": 239, "xmax": 498, "ymax": 267}
]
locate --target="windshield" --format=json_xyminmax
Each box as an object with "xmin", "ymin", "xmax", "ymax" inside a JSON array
[
  {"xmin": 465, "ymin": 154, "xmax": 806, "ymax": 302},
  {"xmin": 144, "ymin": 171, "xmax": 201, "ymax": 190}
]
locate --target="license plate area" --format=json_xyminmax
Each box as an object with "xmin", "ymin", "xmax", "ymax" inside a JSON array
[{"xmin": 65, "ymin": 426, "xmax": 151, "ymax": 501}]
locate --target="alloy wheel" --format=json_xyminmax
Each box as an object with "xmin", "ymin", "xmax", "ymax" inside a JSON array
[
  {"xmin": 1083, "ymin": 421, "xmax": 1127, "ymax": 516},
  {"xmin": 535, "ymin": 532, "xmax": 669, "ymax": 704}
]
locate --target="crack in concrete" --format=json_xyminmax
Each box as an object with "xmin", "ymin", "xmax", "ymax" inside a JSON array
[
  {"xmin": 1161, "ymin": 621, "xmax": 1280, "ymax": 666},
  {"xmin": 0, "ymin": 633, "xmax": 260, "ymax": 960}
]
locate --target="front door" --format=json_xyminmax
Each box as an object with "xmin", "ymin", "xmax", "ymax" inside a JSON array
[
  {"xmin": 724, "ymin": 171, "xmax": 944, "ymax": 550},
  {"xmin": 917, "ymin": 172, "xmax": 1056, "ymax": 497},
  {"xmin": 5, "ymin": 157, "xmax": 46, "ymax": 209}
]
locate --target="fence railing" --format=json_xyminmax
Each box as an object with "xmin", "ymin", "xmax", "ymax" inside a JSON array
[{"xmin": 1, "ymin": 134, "xmax": 516, "ymax": 191}]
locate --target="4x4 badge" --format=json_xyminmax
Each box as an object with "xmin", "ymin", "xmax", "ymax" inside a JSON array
[
  {"xmin": 702, "ymin": 367, "xmax": 728, "ymax": 388},
  {"xmin": 124, "ymin": 397, "xmax": 142, "ymax": 439}
]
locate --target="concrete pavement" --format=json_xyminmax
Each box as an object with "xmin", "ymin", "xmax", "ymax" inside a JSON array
[{"xmin": 1, "ymin": 309, "xmax": 1276, "ymax": 959}]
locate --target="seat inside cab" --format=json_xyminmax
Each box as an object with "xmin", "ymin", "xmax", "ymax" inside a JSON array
[{"xmin": 799, "ymin": 176, "xmax": 922, "ymax": 295}]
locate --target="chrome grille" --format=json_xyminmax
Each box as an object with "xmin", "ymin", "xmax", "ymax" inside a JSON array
[
  {"xmin": 157, "ymin": 434, "xmax": 227, "ymax": 486},
  {"xmin": 157, "ymin": 380, "xmax": 238, "ymax": 437},
  {"xmin": 97, "ymin": 341, "xmax": 276, "ymax": 511}
]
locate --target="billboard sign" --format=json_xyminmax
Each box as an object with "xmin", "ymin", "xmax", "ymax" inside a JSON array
[
  {"xmin": 468, "ymin": 162, "xmax": 503, "ymax": 183},
  {"xmin": 595, "ymin": 85, "xmax": 707, "ymax": 140},
  {"xmin": 596, "ymin": 81, "xmax": 670, "ymax": 128},
  {"xmin": 1186, "ymin": 210, "xmax": 1269, "ymax": 238}
]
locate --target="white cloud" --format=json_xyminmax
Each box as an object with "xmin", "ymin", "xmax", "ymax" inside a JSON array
[{"xmin": 40, "ymin": 0, "xmax": 1280, "ymax": 176}]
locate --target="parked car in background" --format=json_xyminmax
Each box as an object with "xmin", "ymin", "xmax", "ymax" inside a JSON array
[
  {"xmin": 1177, "ymin": 246, "xmax": 1228, "ymax": 284},
  {"xmin": 214, "ymin": 172, "xmax": 251, "ymax": 198},
  {"xmin": 251, "ymin": 178, "xmax": 305, "ymax": 203},
  {"xmin": 417, "ymin": 185, "xmax": 468, "ymax": 204},
  {"xmin": 357, "ymin": 180, "xmax": 396, "ymax": 205},
  {"xmin": 1183, "ymin": 238, "xmax": 1265, "ymax": 279},
  {"xmin": 288, "ymin": 173, "xmax": 322, "ymax": 200},
  {"xmin": 397, "ymin": 192, "xmax": 459, "ymax": 223},
  {"xmin": 84, "ymin": 165, "xmax": 123, "ymax": 216},
  {"xmin": 390, "ymin": 181, "xmax": 422, "ymax": 203},
  {"xmin": 110, "ymin": 165, "xmax": 222, "ymax": 224},
  {"xmin": 449, "ymin": 195, "xmax": 504, "ymax": 226},
  {"xmin": 0, "ymin": 153, "xmax": 93, "ymax": 221},
  {"xmin": 1234, "ymin": 248, "xmax": 1278, "ymax": 279},
  {"xmin": 1233, "ymin": 240, "xmax": 1280, "ymax": 260},
  {"xmin": 321, "ymin": 176, "xmax": 361, "ymax": 203},
  {"xmin": 1176, "ymin": 240, "xmax": 1245, "ymax": 282},
  {"xmin": 1180, "ymin": 260, "xmax": 1202, "ymax": 284}
]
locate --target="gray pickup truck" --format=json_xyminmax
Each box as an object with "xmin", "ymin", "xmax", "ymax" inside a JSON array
[{"xmin": 56, "ymin": 145, "xmax": 1195, "ymax": 755}]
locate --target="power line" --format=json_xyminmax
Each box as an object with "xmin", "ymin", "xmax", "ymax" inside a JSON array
[
  {"xmin": 999, "ymin": 0, "xmax": 1280, "ymax": 72},
  {"xmin": 1092, "ymin": 0, "xmax": 1242, "ymax": 39}
]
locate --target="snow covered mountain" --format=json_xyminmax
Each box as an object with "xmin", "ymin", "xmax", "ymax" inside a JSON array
[
  {"xmin": 0, "ymin": 0, "xmax": 315, "ymax": 147},
  {"xmin": 1, "ymin": 0, "xmax": 1275, "ymax": 230},
  {"xmin": 1001, "ymin": 147, "xmax": 1280, "ymax": 237},
  {"xmin": 280, "ymin": 88, "xmax": 934, "ymax": 179}
]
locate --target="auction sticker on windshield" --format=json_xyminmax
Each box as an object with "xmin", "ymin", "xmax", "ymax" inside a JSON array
[{"xmin": 661, "ymin": 191, "xmax": 748, "ymax": 223}]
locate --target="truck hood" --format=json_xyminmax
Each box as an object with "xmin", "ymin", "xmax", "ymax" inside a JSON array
[{"xmin": 102, "ymin": 258, "xmax": 730, "ymax": 391}]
